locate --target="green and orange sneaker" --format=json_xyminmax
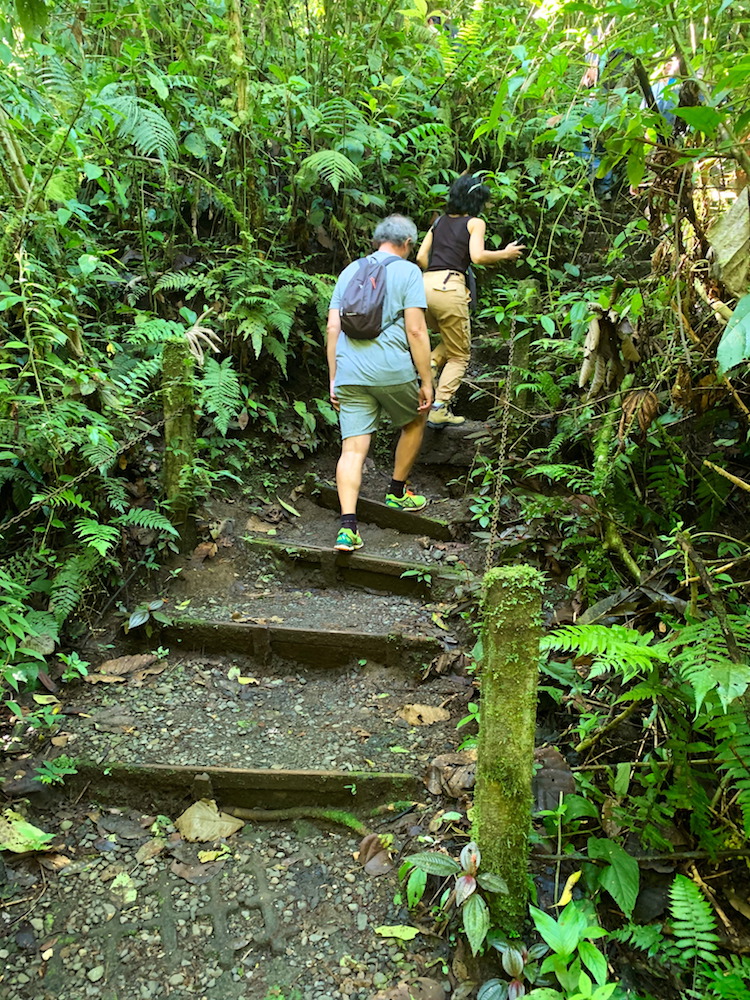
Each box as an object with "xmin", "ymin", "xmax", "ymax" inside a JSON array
[
  {"xmin": 334, "ymin": 527, "xmax": 363, "ymax": 551},
  {"xmin": 385, "ymin": 489, "xmax": 428, "ymax": 512}
]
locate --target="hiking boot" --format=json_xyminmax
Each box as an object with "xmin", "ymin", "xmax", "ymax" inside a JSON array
[
  {"xmin": 385, "ymin": 489, "xmax": 428, "ymax": 512},
  {"xmin": 334, "ymin": 527, "xmax": 363, "ymax": 551},
  {"xmin": 428, "ymin": 404, "xmax": 465, "ymax": 427}
]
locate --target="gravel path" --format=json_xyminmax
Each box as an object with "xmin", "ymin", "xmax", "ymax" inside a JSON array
[{"xmin": 57, "ymin": 656, "xmax": 471, "ymax": 772}]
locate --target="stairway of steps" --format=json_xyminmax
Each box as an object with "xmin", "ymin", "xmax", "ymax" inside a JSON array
[{"xmin": 61, "ymin": 448, "xmax": 486, "ymax": 814}]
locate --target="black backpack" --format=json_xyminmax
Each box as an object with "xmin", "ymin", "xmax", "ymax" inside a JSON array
[{"xmin": 339, "ymin": 254, "xmax": 400, "ymax": 340}]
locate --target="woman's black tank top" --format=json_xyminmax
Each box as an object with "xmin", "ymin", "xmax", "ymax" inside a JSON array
[{"xmin": 426, "ymin": 215, "xmax": 472, "ymax": 274}]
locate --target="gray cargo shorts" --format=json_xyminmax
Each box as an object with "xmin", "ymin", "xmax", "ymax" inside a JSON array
[{"xmin": 337, "ymin": 381, "xmax": 420, "ymax": 439}]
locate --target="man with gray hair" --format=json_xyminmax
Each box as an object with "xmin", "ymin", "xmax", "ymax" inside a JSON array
[{"xmin": 327, "ymin": 214, "xmax": 433, "ymax": 551}]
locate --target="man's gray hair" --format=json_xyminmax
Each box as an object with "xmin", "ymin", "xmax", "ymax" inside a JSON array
[{"xmin": 373, "ymin": 214, "xmax": 418, "ymax": 247}]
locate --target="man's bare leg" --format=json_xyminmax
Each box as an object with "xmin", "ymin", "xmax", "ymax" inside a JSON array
[
  {"xmin": 336, "ymin": 434, "xmax": 372, "ymax": 514},
  {"xmin": 392, "ymin": 412, "xmax": 428, "ymax": 482}
]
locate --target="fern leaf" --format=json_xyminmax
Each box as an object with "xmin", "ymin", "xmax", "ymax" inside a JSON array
[
  {"xmin": 49, "ymin": 551, "xmax": 101, "ymax": 626},
  {"xmin": 542, "ymin": 623, "xmax": 668, "ymax": 681},
  {"xmin": 199, "ymin": 357, "xmax": 242, "ymax": 436},
  {"xmin": 669, "ymin": 874, "xmax": 719, "ymax": 964},
  {"xmin": 295, "ymin": 149, "xmax": 362, "ymax": 193},
  {"xmin": 74, "ymin": 517, "xmax": 121, "ymax": 557},
  {"xmin": 115, "ymin": 508, "xmax": 179, "ymax": 536}
]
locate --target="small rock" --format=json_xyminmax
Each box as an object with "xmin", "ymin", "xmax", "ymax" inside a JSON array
[{"xmin": 87, "ymin": 966, "xmax": 105, "ymax": 983}]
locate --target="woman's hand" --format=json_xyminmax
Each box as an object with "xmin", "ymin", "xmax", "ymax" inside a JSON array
[{"xmin": 502, "ymin": 241, "xmax": 526, "ymax": 261}]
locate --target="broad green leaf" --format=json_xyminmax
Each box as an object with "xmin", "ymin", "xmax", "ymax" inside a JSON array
[
  {"xmin": 540, "ymin": 315, "xmax": 555, "ymax": 335},
  {"xmin": 477, "ymin": 872, "xmax": 508, "ymax": 894},
  {"xmin": 406, "ymin": 867, "xmax": 427, "ymax": 908},
  {"xmin": 462, "ymin": 892, "xmax": 490, "ymax": 955},
  {"xmin": 77, "ymin": 254, "xmax": 99, "ymax": 277},
  {"xmin": 184, "ymin": 132, "xmax": 207, "ymax": 158},
  {"xmin": 15, "ymin": 0, "xmax": 48, "ymax": 36},
  {"xmin": 403, "ymin": 851, "xmax": 462, "ymax": 877},
  {"xmin": 147, "ymin": 71, "xmax": 169, "ymax": 100},
  {"xmin": 626, "ymin": 147, "xmax": 645, "ymax": 188},
  {"xmin": 587, "ymin": 838, "xmax": 639, "ymax": 917},
  {"xmin": 713, "ymin": 660, "xmax": 750, "ymax": 711},
  {"xmin": 0, "ymin": 808, "xmax": 53, "ymax": 853},
  {"xmin": 477, "ymin": 980, "xmax": 509, "ymax": 1000},
  {"xmin": 578, "ymin": 940, "xmax": 608, "ymax": 985},
  {"xmin": 673, "ymin": 105, "xmax": 723, "ymax": 136},
  {"xmin": 128, "ymin": 608, "xmax": 150, "ymax": 630},
  {"xmin": 717, "ymin": 294, "xmax": 750, "ymax": 373},
  {"xmin": 374, "ymin": 924, "xmax": 420, "ymax": 941}
]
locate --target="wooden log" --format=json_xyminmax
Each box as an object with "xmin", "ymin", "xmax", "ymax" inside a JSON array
[
  {"xmin": 305, "ymin": 479, "xmax": 456, "ymax": 541},
  {"xmin": 160, "ymin": 618, "xmax": 443, "ymax": 668},
  {"xmin": 69, "ymin": 762, "xmax": 420, "ymax": 811},
  {"xmin": 241, "ymin": 536, "xmax": 471, "ymax": 598}
]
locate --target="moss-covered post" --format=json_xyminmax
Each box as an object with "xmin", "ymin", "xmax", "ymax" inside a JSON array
[
  {"xmin": 474, "ymin": 564, "xmax": 544, "ymax": 933},
  {"xmin": 162, "ymin": 339, "xmax": 196, "ymax": 552}
]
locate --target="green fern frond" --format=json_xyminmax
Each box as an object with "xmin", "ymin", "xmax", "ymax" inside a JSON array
[
  {"xmin": 608, "ymin": 922, "xmax": 663, "ymax": 956},
  {"xmin": 263, "ymin": 335, "xmax": 289, "ymax": 375},
  {"xmin": 100, "ymin": 478, "xmax": 130, "ymax": 514},
  {"xmin": 668, "ymin": 874, "xmax": 719, "ymax": 964},
  {"xmin": 75, "ymin": 517, "xmax": 121, "ymax": 557},
  {"xmin": 668, "ymin": 616, "xmax": 750, "ymax": 714},
  {"xmin": 154, "ymin": 271, "xmax": 206, "ymax": 294},
  {"xmin": 125, "ymin": 318, "xmax": 184, "ymax": 345},
  {"xmin": 542, "ymin": 623, "xmax": 668, "ymax": 681},
  {"xmin": 528, "ymin": 463, "xmax": 595, "ymax": 492},
  {"xmin": 48, "ymin": 550, "xmax": 101, "ymax": 626},
  {"xmin": 708, "ymin": 704, "xmax": 750, "ymax": 833},
  {"xmin": 103, "ymin": 91, "xmax": 179, "ymax": 159},
  {"xmin": 115, "ymin": 508, "xmax": 179, "ymax": 536},
  {"xmin": 198, "ymin": 357, "xmax": 242, "ymax": 436},
  {"xmin": 295, "ymin": 149, "xmax": 362, "ymax": 193}
]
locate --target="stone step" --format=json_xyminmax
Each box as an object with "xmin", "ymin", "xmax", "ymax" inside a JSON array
[
  {"xmin": 241, "ymin": 535, "xmax": 473, "ymax": 598},
  {"xmin": 68, "ymin": 762, "xmax": 420, "ymax": 811},
  {"xmin": 161, "ymin": 617, "xmax": 444, "ymax": 668},
  {"xmin": 305, "ymin": 478, "xmax": 458, "ymax": 541}
]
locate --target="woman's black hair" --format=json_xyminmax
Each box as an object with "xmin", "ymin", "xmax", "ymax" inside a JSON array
[{"xmin": 446, "ymin": 174, "xmax": 491, "ymax": 216}]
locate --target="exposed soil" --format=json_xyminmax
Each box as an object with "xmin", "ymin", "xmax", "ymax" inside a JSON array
[
  {"xmin": 1, "ymin": 799, "xmax": 454, "ymax": 1000},
  {"xmin": 55, "ymin": 654, "xmax": 473, "ymax": 773}
]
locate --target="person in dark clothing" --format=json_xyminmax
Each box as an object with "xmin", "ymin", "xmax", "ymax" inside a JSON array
[{"xmin": 415, "ymin": 175, "xmax": 525, "ymax": 426}]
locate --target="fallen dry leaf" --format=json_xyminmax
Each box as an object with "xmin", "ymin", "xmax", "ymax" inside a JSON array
[
  {"xmin": 135, "ymin": 838, "xmax": 167, "ymax": 863},
  {"xmin": 170, "ymin": 859, "xmax": 226, "ymax": 884},
  {"xmin": 245, "ymin": 515, "xmax": 277, "ymax": 534},
  {"xmin": 83, "ymin": 673, "xmax": 126, "ymax": 685},
  {"xmin": 399, "ymin": 704, "xmax": 450, "ymax": 727},
  {"xmin": 425, "ymin": 750, "xmax": 477, "ymax": 797},
  {"xmin": 50, "ymin": 735, "xmax": 71, "ymax": 747},
  {"xmin": 97, "ymin": 654, "xmax": 158, "ymax": 677},
  {"xmin": 533, "ymin": 746, "xmax": 575, "ymax": 812},
  {"xmin": 358, "ymin": 833, "xmax": 394, "ymax": 876},
  {"xmin": 131, "ymin": 662, "xmax": 169, "ymax": 685},
  {"xmin": 372, "ymin": 979, "xmax": 445, "ymax": 1000},
  {"xmin": 174, "ymin": 799, "xmax": 244, "ymax": 842},
  {"xmin": 98, "ymin": 814, "xmax": 149, "ymax": 841},
  {"xmin": 38, "ymin": 854, "xmax": 71, "ymax": 872},
  {"xmin": 190, "ymin": 541, "xmax": 218, "ymax": 565}
]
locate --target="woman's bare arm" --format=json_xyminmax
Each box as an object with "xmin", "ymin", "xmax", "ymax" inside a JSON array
[
  {"xmin": 416, "ymin": 229, "xmax": 433, "ymax": 271},
  {"xmin": 468, "ymin": 217, "xmax": 525, "ymax": 265}
]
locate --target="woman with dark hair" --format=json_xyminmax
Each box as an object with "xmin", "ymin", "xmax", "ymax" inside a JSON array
[{"xmin": 416, "ymin": 175, "xmax": 525, "ymax": 425}]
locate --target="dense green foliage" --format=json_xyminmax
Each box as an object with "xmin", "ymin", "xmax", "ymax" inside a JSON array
[{"xmin": 4, "ymin": 0, "xmax": 750, "ymax": 994}]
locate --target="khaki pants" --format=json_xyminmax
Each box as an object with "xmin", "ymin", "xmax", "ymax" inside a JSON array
[{"xmin": 424, "ymin": 270, "xmax": 471, "ymax": 406}]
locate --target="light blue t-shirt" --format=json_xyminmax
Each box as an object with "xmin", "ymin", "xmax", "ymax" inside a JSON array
[{"xmin": 329, "ymin": 251, "xmax": 427, "ymax": 388}]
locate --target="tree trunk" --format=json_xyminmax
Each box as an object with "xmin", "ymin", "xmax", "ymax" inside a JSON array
[{"xmin": 474, "ymin": 565, "xmax": 544, "ymax": 934}]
